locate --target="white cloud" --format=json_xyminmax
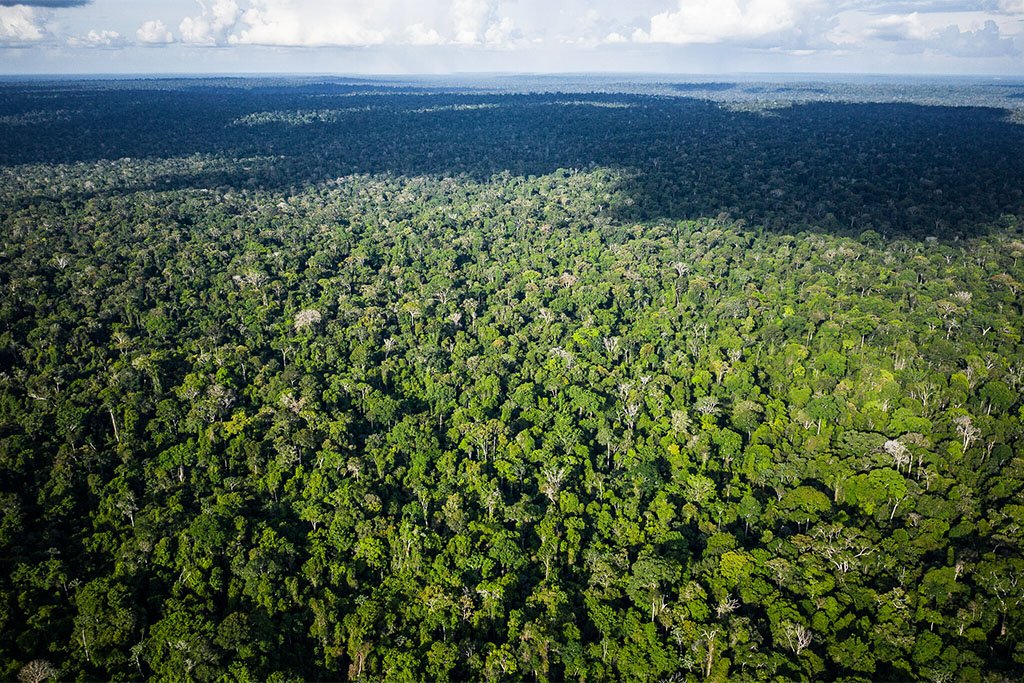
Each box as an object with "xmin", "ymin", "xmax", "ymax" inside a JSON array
[
  {"xmin": 866, "ymin": 12, "xmax": 932, "ymax": 40},
  {"xmin": 170, "ymin": 0, "xmax": 523, "ymax": 48},
  {"xmin": 635, "ymin": 0, "xmax": 816, "ymax": 44},
  {"xmin": 179, "ymin": 0, "xmax": 240, "ymax": 45},
  {"xmin": 449, "ymin": 0, "xmax": 521, "ymax": 47},
  {"xmin": 136, "ymin": 19, "xmax": 173, "ymax": 44},
  {"xmin": 67, "ymin": 28, "xmax": 125, "ymax": 47},
  {"xmin": 825, "ymin": 5, "xmax": 1023, "ymax": 60},
  {"xmin": 2, "ymin": 0, "xmax": 1022, "ymax": 74},
  {"xmin": 0, "ymin": 6, "xmax": 44, "ymax": 43},
  {"xmin": 484, "ymin": 16, "xmax": 517, "ymax": 46},
  {"xmin": 406, "ymin": 22, "xmax": 443, "ymax": 46},
  {"xmin": 231, "ymin": 1, "xmax": 392, "ymax": 46},
  {"xmin": 453, "ymin": 0, "xmax": 490, "ymax": 44},
  {"xmin": 934, "ymin": 19, "xmax": 1018, "ymax": 56}
]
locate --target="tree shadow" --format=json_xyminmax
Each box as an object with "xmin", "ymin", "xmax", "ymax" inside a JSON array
[{"xmin": 3, "ymin": 81, "xmax": 1024, "ymax": 239}]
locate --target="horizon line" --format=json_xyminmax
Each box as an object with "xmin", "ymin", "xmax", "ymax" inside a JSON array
[{"xmin": 1, "ymin": 70, "xmax": 1021, "ymax": 81}]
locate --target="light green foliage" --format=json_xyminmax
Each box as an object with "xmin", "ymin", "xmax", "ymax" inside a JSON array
[{"xmin": 0, "ymin": 82, "xmax": 1023, "ymax": 683}]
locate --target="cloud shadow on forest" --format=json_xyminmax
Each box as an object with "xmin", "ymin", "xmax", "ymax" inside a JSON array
[{"xmin": 3, "ymin": 82, "xmax": 1024, "ymax": 239}]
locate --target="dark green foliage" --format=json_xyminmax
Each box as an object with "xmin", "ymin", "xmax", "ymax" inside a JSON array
[{"xmin": 0, "ymin": 79, "xmax": 1023, "ymax": 682}]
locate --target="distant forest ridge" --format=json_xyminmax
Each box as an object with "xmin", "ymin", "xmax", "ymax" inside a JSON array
[{"xmin": 2, "ymin": 77, "xmax": 1024, "ymax": 239}]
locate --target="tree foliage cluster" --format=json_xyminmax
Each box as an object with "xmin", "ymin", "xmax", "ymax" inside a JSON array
[
  {"xmin": 0, "ymin": 81, "xmax": 1023, "ymax": 681},
  {"xmin": 3, "ymin": 81, "xmax": 1024, "ymax": 237}
]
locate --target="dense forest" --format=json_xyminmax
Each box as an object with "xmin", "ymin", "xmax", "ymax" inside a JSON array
[{"xmin": 1, "ymin": 78, "xmax": 1023, "ymax": 681}]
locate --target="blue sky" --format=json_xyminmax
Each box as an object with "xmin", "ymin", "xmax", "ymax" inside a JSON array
[{"xmin": 1, "ymin": 0, "xmax": 1022, "ymax": 75}]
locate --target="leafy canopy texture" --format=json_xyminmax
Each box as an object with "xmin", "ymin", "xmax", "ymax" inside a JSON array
[{"xmin": 1, "ymin": 80, "xmax": 1023, "ymax": 681}]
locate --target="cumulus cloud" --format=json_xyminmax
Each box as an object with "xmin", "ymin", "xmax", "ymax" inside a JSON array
[
  {"xmin": 453, "ymin": 0, "xmax": 520, "ymax": 46},
  {"xmin": 934, "ymin": 19, "xmax": 1018, "ymax": 56},
  {"xmin": 484, "ymin": 16, "xmax": 517, "ymax": 46},
  {"xmin": 406, "ymin": 23, "xmax": 443, "ymax": 46},
  {"xmin": 453, "ymin": 0, "xmax": 505, "ymax": 44},
  {"xmin": 0, "ymin": 5, "xmax": 43, "ymax": 42},
  {"xmin": 848, "ymin": 7, "xmax": 1021, "ymax": 58},
  {"xmin": 0, "ymin": 0, "xmax": 88, "ymax": 6},
  {"xmin": 634, "ymin": 0, "xmax": 817, "ymax": 44},
  {"xmin": 630, "ymin": 0, "xmax": 1024, "ymax": 55},
  {"xmin": 230, "ymin": 0, "xmax": 391, "ymax": 46},
  {"xmin": 137, "ymin": 19, "xmax": 173, "ymax": 45},
  {"xmin": 866, "ymin": 12, "xmax": 932, "ymax": 40},
  {"xmin": 179, "ymin": 0, "xmax": 240, "ymax": 45},
  {"xmin": 3, "ymin": 0, "xmax": 1022, "ymax": 72},
  {"xmin": 172, "ymin": 0, "xmax": 522, "ymax": 47},
  {"xmin": 66, "ymin": 27, "xmax": 125, "ymax": 47}
]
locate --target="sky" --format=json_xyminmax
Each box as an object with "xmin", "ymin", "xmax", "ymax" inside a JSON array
[{"xmin": 0, "ymin": 0, "xmax": 1022, "ymax": 75}]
